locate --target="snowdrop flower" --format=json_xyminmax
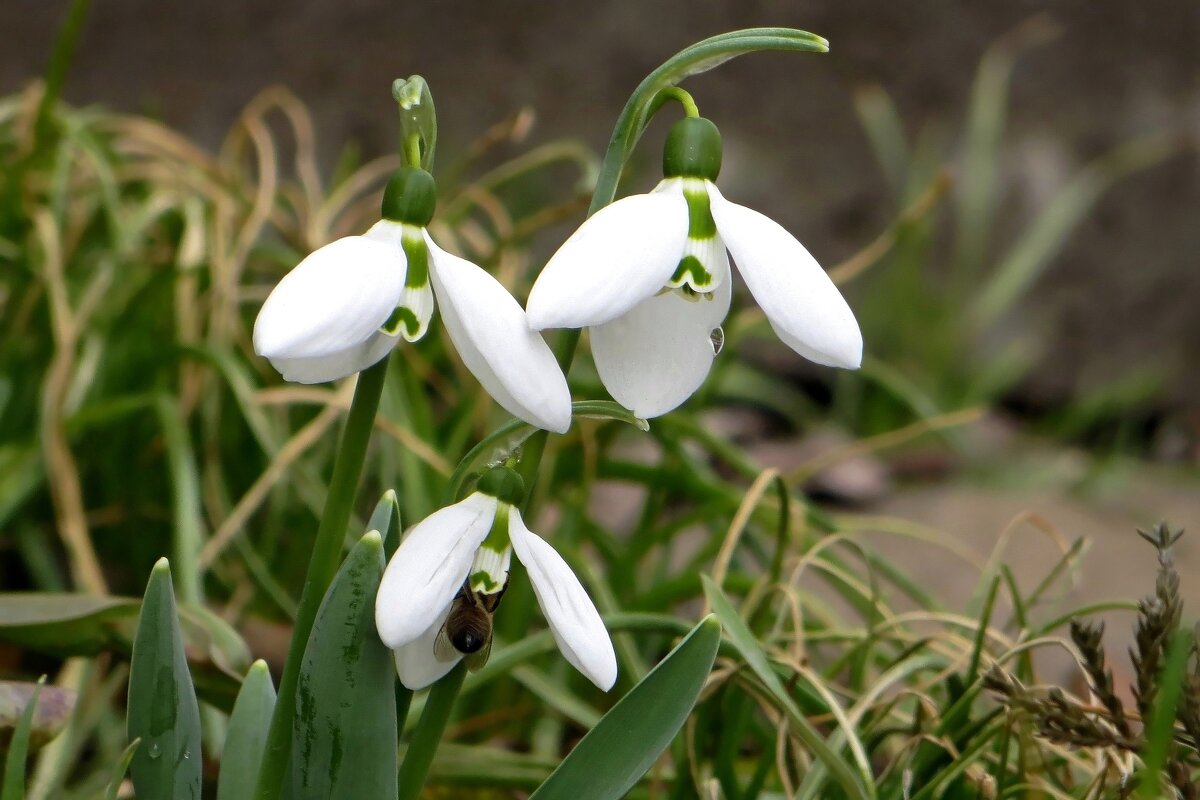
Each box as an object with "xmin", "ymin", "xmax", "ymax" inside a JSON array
[
  {"xmin": 375, "ymin": 466, "xmax": 617, "ymax": 691},
  {"xmin": 252, "ymin": 167, "xmax": 571, "ymax": 433},
  {"xmin": 526, "ymin": 117, "xmax": 862, "ymax": 418}
]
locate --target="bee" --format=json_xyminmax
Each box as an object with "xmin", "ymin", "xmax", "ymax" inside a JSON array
[{"xmin": 434, "ymin": 578, "xmax": 507, "ymax": 671}]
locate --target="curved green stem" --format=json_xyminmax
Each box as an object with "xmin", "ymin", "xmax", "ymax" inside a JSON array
[
  {"xmin": 253, "ymin": 357, "xmax": 391, "ymax": 800},
  {"xmin": 649, "ymin": 86, "xmax": 701, "ymax": 120},
  {"xmin": 588, "ymin": 28, "xmax": 827, "ymax": 217},
  {"xmin": 396, "ymin": 662, "xmax": 467, "ymax": 800}
]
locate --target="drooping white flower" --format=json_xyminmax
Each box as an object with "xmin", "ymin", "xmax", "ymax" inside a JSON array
[
  {"xmin": 374, "ymin": 467, "xmax": 617, "ymax": 691},
  {"xmin": 253, "ymin": 167, "xmax": 572, "ymax": 433},
  {"xmin": 526, "ymin": 117, "xmax": 862, "ymax": 419}
]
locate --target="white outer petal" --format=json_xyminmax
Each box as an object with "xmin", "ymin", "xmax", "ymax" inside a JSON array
[
  {"xmin": 708, "ymin": 184, "xmax": 863, "ymax": 368},
  {"xmin": 525, "ymin": 189, "xmax": 689, "ymax": 330},
  {"xmin": 375, "ymin": 492, "xmax": 498, "ymax": 648},
  {"xmin": 591, "ymin": 278, "xmax": 731, "ymax": 419},
  {"xmin": 508, "ymin": 508, "xmax": 616, "ymax": 691},
  {"xmin": 252, "ymin": 236, "xmax": 407, "ymax": 368},
  {"xmin": 392, "ymin": 611, "xmax": 460, "ymax": 690},
  {"xmin": 266, "ymin": 331, "xmax": 399, "ymax": 384},
  {"xmin": 427, "ymin": 235, "xmax": 572, "ymax": 434}
]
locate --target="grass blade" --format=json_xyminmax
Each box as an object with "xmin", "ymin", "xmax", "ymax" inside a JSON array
[
  {"xmin": 701, "ymin": 576, "xmax": 874, "ymax": 800},
  {"xmin": 0, "ymin": 677, "xmax": 43, "ymax": 800}
]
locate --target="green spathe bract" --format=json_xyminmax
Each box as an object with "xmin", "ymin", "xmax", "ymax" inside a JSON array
[
  {"xmin": 291, "ymin": 531, "xmax": 397, "ymax": 800},
  {"xmin": 127, "ymin": 558, "xmax": 203, "ymax": 800}
]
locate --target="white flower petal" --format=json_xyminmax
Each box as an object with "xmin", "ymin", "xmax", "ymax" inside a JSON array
[
  {"xmin": 266, "ymin": 331, "xmax": 399, "ymax": 384},
  {"xmin": 375, "ymin": 492, "xmax": 498, "ymax": 648},
  {"xmin": 508, "ymin": 509, "xmax": 616, "ymax": 691},
  {"xmin": 591, "ymin": 277, "xmax": 731, "ymax": 419},
  {"xmin": 392, "ymin": 612, "xmax": 461, "ymax": 690},
  {"xmin": 427, "ymin": 235, "xmax": 572, "ymax": 433},
  {"xmin": 708, "ymin": 185, "xmax": 862, "ymax": 368},
  {"xmin": 252, "ymin": 236, "xmax": 407, "ymax": 374},
  {"xmin": 526, "ymin": 189, "xmax": 689, "ymax": 330}
]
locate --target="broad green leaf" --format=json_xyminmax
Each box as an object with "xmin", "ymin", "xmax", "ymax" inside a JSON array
[
  {"xmin": 0, "ymin": 680, "xmax": 74, "ymax": 750},
  {"xmin": 367, "ymin": 489, "xmax": 402, "ymax": 558},
  {"xmin": 105, "ymin": 738, "xmax": 141, "ymax": 800},
  {"xmin": 217, "ymin": 660, "xmax": 276, "ymax": 800},
  {"xmin": 0, "ymin": 593, "xmax": 248, "ymax": 711},
  {"xmin": 0, "ymin": 676, "xmax": 42, "ymax": 800},
  {"xmin": 529, "ymin": 615, "xmax": 720, "ymax": 800},
  {"xmin": 701, "ymin": 576, "xmax": 874, "ymax": 800},
  {"xmin": 127, "ymin": 558, "xmax": 203, "ymax": 800},
  {"xmin": 292, "ymin": 531, "xmax": 396, "ymax": 800}
]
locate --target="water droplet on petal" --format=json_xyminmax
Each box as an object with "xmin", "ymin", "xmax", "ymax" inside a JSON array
[
  {"xmin": 148, "ymin": 742, "xmax": 162, "ymax": 759},
  {"xmin": 709, "ymin": 327, "xmax": 725, "ymax": 356}
]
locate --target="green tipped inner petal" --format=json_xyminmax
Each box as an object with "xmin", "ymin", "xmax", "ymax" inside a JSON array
[
  {"xmin": 390, "ymin": 227, "xmax": 434, "ymax": 341},
  {"xmin": 469, "ymin": 536, "xmax": 512, "ymax": 596},
  {"xmin": 665, "ymin": 181, "xmax": 725, "ymax": 293},
  {"xmin": 379, "ymin": 306, "xmax": 418, "ymax": 337}
]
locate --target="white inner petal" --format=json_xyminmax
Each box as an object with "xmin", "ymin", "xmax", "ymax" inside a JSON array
[
  {"xmin": 392, "ymin": 611, "xmax": 460, "ymax": 691},
  {"xmin": 590, "ymin": 278, "xmax": 732, "ymax": 419}
]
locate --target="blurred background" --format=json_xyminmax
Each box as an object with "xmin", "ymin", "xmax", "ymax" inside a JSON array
[{"xmin": 1, "ymin": 0, "xmax": 1199, "ymax": 708}]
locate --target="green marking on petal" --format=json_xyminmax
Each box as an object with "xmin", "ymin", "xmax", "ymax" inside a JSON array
[
  {"xmin": 380, "ymin": 306, "xmax": 420, "ymax": 337},
  {"xmin": 669, "ymin": 255, "xmax": 714, "ymax": 290},
  {"xmin": 479, "ymin": 504, "xmax": 512, "ymax": 556},
  {"xmin": 400, "ymin": 230, "xmax": 430, "ymax": 290},
  {"xmin": 684, "ymin": 186, "xmax": 717, "ymax": 239},
  {"xmin": 469, "ymin": 571, "xmax": 500, "ymax": 592}
]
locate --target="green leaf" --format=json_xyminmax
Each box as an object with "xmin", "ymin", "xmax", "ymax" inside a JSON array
[
  {"xmin": 701, "ymin": 576, "xmax": 874, "ymax": 800},
  {"xmin": 0, "ymin": 676, "xmax": 42, "ymax": 800},
  {"xmin": 0, "ymin": 592, "xmax": 249, "ymax": 711},
  {"xmin": 292, "ymin": 531, "xmax": 396, "ymax": 800},
  {"xmin": 127, "ymin": 558, "xmax": 203, "ymax": 800},
  {"xmin": 217, "ymin": 660, "xmax": 276, "ymax": 800},
  {"xmin": 529, "ymin": 615, "xmax": 720, "ymax": 800},
  {"xmin": 0, "ymin": 680, "xmax": 74, "ymax": 751},
  {"xmin": 367, "ymin": 489, "xmax": 403, "ymax": 558}
]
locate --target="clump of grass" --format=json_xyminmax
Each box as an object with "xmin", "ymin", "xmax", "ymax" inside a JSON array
[{"xmin": 985, "ymin": 522, "xmax": 1200, "ymax": 797}]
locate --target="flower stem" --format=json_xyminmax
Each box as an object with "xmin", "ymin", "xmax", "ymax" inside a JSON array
[
  {"xmin": 253, "ymin": 357, "xmax": 391, "ymax": 800},
  {"xmin": 396, "ymin": 662, "xmax": 467, "ymax": 800}
]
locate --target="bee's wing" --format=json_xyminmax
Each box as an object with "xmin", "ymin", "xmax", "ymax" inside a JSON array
[
  {"xmin": 433, "ymin": 622, "xmax": 462, "ymax": 663},
  {"xmin": 464, "ymin": 634, "xmax": 493, "ymax": 672}
]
